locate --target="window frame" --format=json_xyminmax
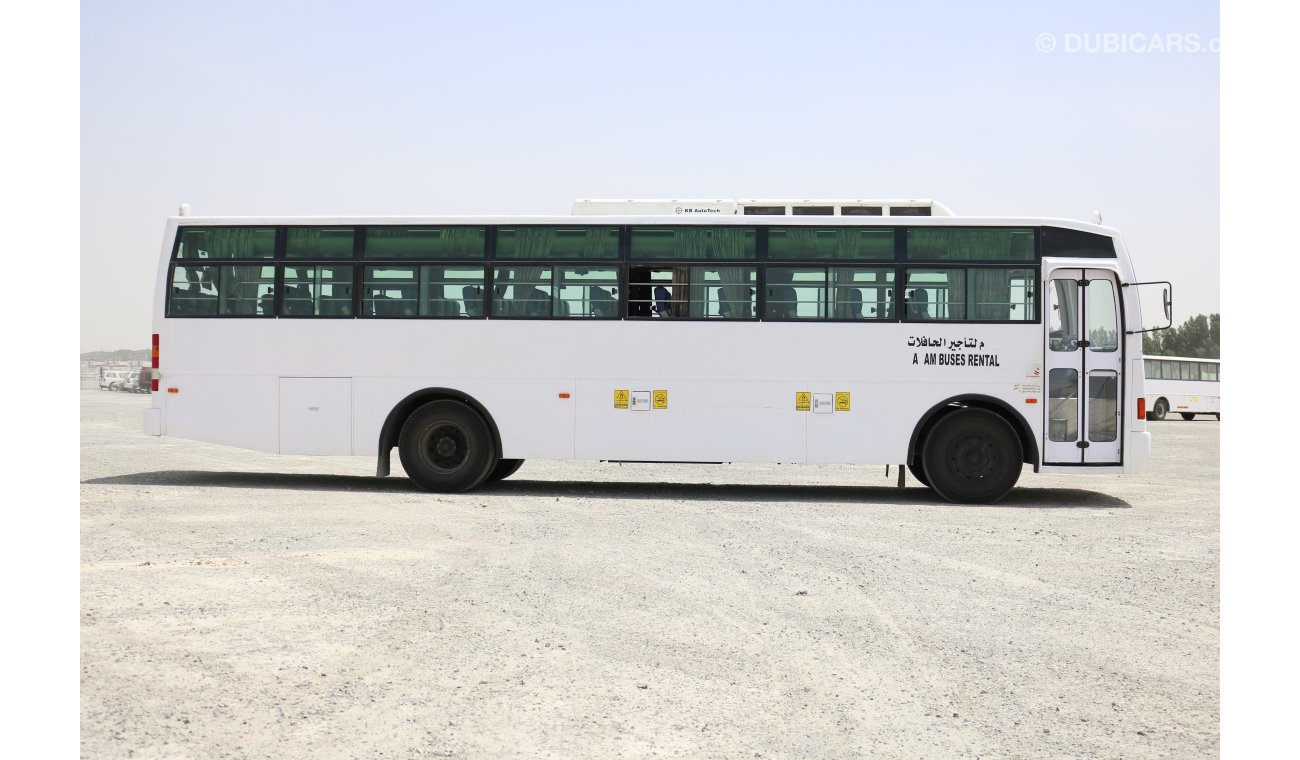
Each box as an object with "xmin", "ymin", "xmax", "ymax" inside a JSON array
[{"xmin": 165, "ymin": 222, "xmax": 1052, "ymax": 324}]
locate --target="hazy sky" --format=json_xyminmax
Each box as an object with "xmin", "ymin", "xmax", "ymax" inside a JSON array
[{"xmin": 80, "ymin": 0, "xmax": 1219, "ymax": 351}]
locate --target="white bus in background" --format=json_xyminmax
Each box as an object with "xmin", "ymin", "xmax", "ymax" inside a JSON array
[
  {"xmin": 1143, "ymin": 356, "xmax": 1220, "ymax": 420},
  {"xmin": 144, "ymin": 198, "xmax": 1170, "ymax": 504}
]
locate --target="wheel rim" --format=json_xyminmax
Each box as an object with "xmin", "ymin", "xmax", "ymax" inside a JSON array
[
  {"xmin": 420, "ymin": 423, "xmax": 470, "ymax": 474},
  {"xmin": 945, "ymin": 432, "xmax": 1000, "ymax": 483}
]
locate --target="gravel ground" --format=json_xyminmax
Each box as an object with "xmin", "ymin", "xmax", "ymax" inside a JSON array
[{"xmin": 81, "ymin": 390, "xmax": 1219, "ymax": 759}]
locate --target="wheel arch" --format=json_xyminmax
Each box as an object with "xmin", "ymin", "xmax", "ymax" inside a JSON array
[
  {"xmin": 376, "ymin": 388, "xmax": 502, "ymax": 477},
  {"xmin": 907, "ymin": 394, "xmax": 1040, "ymax": 473}
]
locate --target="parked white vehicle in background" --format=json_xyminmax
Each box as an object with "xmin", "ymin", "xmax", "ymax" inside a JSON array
[
  {"xmin": 99, "ymin": 369, "xmax": 131, "ymax": 391},
  {"xmin": 1143, "ymin": 356, "xmax": 1220, "ymax": 420}
]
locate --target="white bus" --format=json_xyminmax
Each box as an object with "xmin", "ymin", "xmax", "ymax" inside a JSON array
[
  {"xmin": 144, "ymin": 198, "xmax": 1167, "ymax": 503},
  {"xmin": 1143, "ymin": 356, "xmax": 1220, "ymax": 420}
]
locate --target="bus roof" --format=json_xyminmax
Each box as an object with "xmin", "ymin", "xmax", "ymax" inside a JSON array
[{"xmin": 166, "ymin": 212, "xmax": 1121, "ymax": 237}]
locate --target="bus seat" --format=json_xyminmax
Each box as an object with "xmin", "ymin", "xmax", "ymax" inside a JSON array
[
  {"xmin": 591, "ymin": 286, "xmax": 616, "ymax": 317},
  {"xmin": 527, "ymin": 292, "xmax": 550, "ymax": 317},
  {"xmin": 463, "ymin": 285, "xmax": 483, "ymax": 317},
  {"xmin": 767, "ymin": 285, "xmax": 797, "ymax": 319},
  {"xmin": 907, "ymin": 288, "xmax": 929, "ymax": 320},
  {"xmin": 834, "ymin": 288, "xmax": 863, "ymax": 319}
]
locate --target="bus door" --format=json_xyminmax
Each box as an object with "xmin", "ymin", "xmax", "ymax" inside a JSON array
[{"xmin": 1043, "ymin": 267, "xmax": 1123, "ymax": 465}]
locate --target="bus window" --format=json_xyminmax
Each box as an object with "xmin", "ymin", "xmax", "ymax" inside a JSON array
[
  {"xmin": 176, "ymin": 227, "xmax": 276, "ymax": 260},
  {"xmin": 219, "ymin": 266, "xmax": 275, "ymax": 316},
  {"xmin": 765, "ymin": 268, "xmax": 823, "ymax": 319},
  {"xmin": 421, "ymin": 266, "xmax": 485, "ymax": 317},
  {"xmin": 629, "ymin": 266, "xmax": 756, "ymax": 319},
  {"xmin": 496, "ymin": 227, "xmax": 619, "ymax": 259},
  {"xmin": 971, "ymin": 268, "xmax": 1035, "ymax": 321},
  {"xmin": 286, "ymin": 227, "xmax": 356, "ymax": 259},
  {"xmin": 1049, "ymin": 279, "xmax": 1078, "ymax": 351},
  {"xmin": 555, "ymin": 267, "xmax": 620, "ymax": 318},
  {"xmin": 764, "ymin": 267, "xmax": 895, "ymax": 320},
  {"xmin": 1089, "ymin": 371, "xmax": 1119, "ymax": 441},
  {"xmin": 1048, "ymin": 368, "xmax": 1079, "ymax": 441},
  {"xmin": 690, "ymin": 267, "xmax": 756, "ymax": 319},
  {"xmin": 834, "ymin": 268, "xmax": 894, "ymax": 320},
  {"xmin": 629, "ymin": 227, "xmax": 756, "ymax": 260},
  {"xmin": 907, "ymin": 228, "xmax": 1034, "ymax": 261},
  {"xmin": 283, "ymin": 265, "xmax": 355, "ymax": 316},
  {"xmin": 904, "ymin": 268, "xmax": 965, "ymax": 321},
  {"xmin": 363, "ymin": 267, "xmax": 419, "ymax": 317},
  {"xmin": 767, "ymin": 228, "xmax": 893, "ymax": 261},
  {"xmin": 628, "ymin": 266, "xmax": 684, "ymax": 318},
  {"xmin": 365, "ymin": 227, "xmax": 486, "ymax": 259},
  {"xmin": 1086, "ymin": 279, "xmax": 1118, "ymax": 351},
  {"xmin": 492, "ymin": 266, "xmax": 553, "ymax": 317}
]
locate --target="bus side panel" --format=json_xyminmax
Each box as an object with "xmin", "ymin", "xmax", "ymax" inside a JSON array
[
  {"xmin": 805, "ymin": 382, "xmax": 922, "ymax": 465},
  {"xmin": 1144, "ymin": 379, "xmax": 1221, "ymax": 415},
  {"xmin": 573, "ymin": 379, "xmax": 808, "ymax": 463},
  {"xmin": 352, "ymin": 377, "xmax": 577, "ymax": 460},
  {"xmin": 162, "ymin": 373, "xmax": 279, "ymax": 453}
]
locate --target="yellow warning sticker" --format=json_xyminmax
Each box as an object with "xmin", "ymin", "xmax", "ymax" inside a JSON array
[
  {"xmin": 835, "ymin": 392, "xmax": 851, "ymax": 412},
  {"xmin": 795, "ymin": 391, "xmax": 811, "ymax": 412},
  {"xmin": 653, "ymin": 389, "xmax": 668, "ymax": 410},
  {"xmin": 614, "ymin": 389, "xmax": 629, "ymax": 409}
]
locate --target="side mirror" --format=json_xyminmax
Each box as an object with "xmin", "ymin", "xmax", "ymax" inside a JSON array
[{"xmin": 1123, "ymin": 281, "xmax": 1174, "ymax": 334}]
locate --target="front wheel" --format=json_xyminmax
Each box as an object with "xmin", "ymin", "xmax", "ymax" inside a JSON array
[
  {"xmin": 1180, "ymin": 413, "xmax": 1196, "ymax": 421},
  {"xmin": 921, "ymin": 409, "xmax": 1022, "ymax": 504},
  {"xmin": 398, "ymin": 401, "xmax": 497, "ymax": 493},
  {"xmin": 485, "ymin": 458, "xmax": 524, "ymax": 483},
  {"xmin": 1150, "ymin": 399, "xmax": 1169, "ymax": 421}
]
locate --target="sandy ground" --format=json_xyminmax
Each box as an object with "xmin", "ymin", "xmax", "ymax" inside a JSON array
[{"xmin": 81, "ymin": 390, "xmax": 1219, "ymax": 758}]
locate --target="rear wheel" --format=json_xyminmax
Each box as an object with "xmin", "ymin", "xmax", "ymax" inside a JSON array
[
  {"xmin": 921, "ymin": 409, "xmax": 1022, "ymax": 504},
  {"xmin": 1150, "ymin": 399, "xmax": 1169, "ymax": 421},
  {"xmin": 398, "ymin": 401, "xmax": 497, "ymax": 493},
  {"xmin": 485, "ymin": 458, "xmax": 524, "ymax": 482},
  {"xmin": 907, "ymin": 462, "xmax": 931, "ymax": 488},
  {"xmin": 1180, "ymin": 412, "xmax": 1196, "ymax": 421}
]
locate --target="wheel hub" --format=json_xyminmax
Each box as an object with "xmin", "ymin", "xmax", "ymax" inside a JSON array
[
  {"xmin": 423, "ymin": 424, "xmax": 468, "ymax": 472},
  {"xmin": 949, "ymin": 434, "xmax": 997, "ymax": 480}
]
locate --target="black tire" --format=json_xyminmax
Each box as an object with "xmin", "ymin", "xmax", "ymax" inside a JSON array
[
  {"xmin": 398, "ymin": 401, "xmax": 497, "ymax": 493},
  {"xmin": 1150, "ymin": 399, "xmax": 1168, "ymax": 421},
  {"xmin": 485, "ymin": 458, "xmax": 524, "ymax": 483},
  {"xmin": 1180, "ymin": 412, "xmax": 1196, "ymax": 421},
  {"xmin": 921, "ymin": 408, "xmax": 1023, "ymax": 504},
  {"xmin": 907, "ymin": 462, "xmax": 931, "ymax": 488},
  {"xmin": 1214, "ymin": 413, "xmax": 1220, "ymax": 420},
  {"xmin": 108, "ymin": 383, "xmax": 119, "ymax": 392}
]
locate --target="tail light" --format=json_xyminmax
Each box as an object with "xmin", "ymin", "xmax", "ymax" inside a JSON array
[
  {"xmin": 151, "ymin": 333, "xmax": 159, "ymax": 392},
  {"xmin": 1137, "ymin": 397, "xmax": 1146, "ymax": 420}
]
